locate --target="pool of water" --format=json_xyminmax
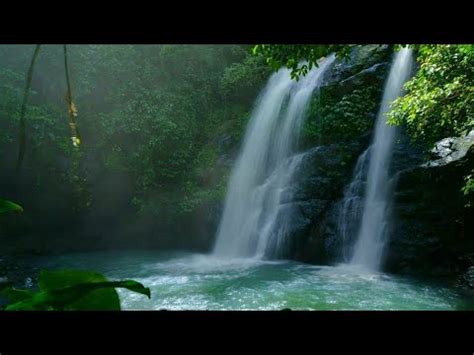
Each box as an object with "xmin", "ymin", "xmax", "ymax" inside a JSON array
[{"xmin": 31, "ymin": 250, "xmax": 465, "ymax": 310}]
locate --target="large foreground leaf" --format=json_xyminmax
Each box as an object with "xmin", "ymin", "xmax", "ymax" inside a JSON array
[
  {"xmin": 1, "ymin": 270, "xmax": 151, "ymax": 311},
  {"xmin": 38, "ymin": 269, "xmax": 121, "ymax": 310},
  {"xmin": 0, "ymin": 284, "xmax": 35, "ymax": 304},
  {"xmin": 0, "ymin": 198, "xmax": 23, "ymax": 214}
]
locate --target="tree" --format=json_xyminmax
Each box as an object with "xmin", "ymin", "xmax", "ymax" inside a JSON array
[
  {"xmin": 252, "ymin": 44, "xmax": 353, "ymax": 79},
  {"xmin": 388, "ymin": 45, "xmax": 473, "ymax": 146},
  {"xmin": 388, "ymin": 45, "xmax": 474, "ymax": 203}
]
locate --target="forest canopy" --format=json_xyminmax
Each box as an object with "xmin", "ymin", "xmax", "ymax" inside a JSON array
[{"xmin": 0, "ymin": 45, "xmax": 271, "ymax": 221}]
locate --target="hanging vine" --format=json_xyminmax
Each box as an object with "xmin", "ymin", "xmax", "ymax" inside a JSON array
[
  {"xmin": 64, "ymin": 44, "xmax": 81, "ymax": 147},
  {"xmin": 15, "ymin": 44, "xmax": 41, "ymax": 171}
]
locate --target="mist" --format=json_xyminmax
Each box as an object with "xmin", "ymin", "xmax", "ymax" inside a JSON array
[
  {"xmin": 1, "ymin": 44, "xmax": 472, "ymax": 311},
  {"xmin": 0, "ymin": 44, "xmax": 268, "ymax": 255}
]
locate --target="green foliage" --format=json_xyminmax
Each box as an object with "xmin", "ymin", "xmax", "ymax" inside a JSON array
[
  {"xmin": 221, "ymin": 54, "xmax": 272, "ymax": 99},
  {"xmin": 1, "ymin": 269, "xmax": 150, "ymax": 310},
  {"xmin": 0, "ymin": 198, "xmax": 23, "ymax": 214},
  {"xmin": 388, "ymin": 45, "xmax": 474, "ymax": 200},
  {"xmin": 303, "ymin": 86, "xmax": 381, "ymax": 145},
  {"xmin": 0, "ymin": 45, "xmax": 269, "ymax": 224},
  {"xmin": 462, "ymin": 169, "xmax": 474, "ymax": 207},
  {"xmin": 388, "ymin": 45, "xmax": 474, "ymax": 146},
  {"xmin": 252, "ymin": 45, "xmax": 353, "ymax": 79}
]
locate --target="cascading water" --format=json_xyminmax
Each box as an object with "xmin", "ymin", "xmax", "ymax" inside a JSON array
[
  {"xmin": 213, "ymin": 55, "xmax": 335, "ymax": 259},
  {"xmin": 336, "ymin": 149, "xmax": 370, "ymax": 261},
  {"xmin": 344, "ymin": 48, "xmax": 413, "ymax": 270}
]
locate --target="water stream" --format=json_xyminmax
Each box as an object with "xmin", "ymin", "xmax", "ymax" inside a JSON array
[
  {"xmin": 341, "ymin": 48, "xmax": 413, "ymax": 270},
  {"xmin": 213, "ymin": 56, "xmax": 335, "ymax": 259}
]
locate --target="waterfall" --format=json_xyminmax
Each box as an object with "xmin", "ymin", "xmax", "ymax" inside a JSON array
[
  {"xmin": 337, "ymin": 148, "xmax": 370, "ymax": 261},
  {"xmin": 344, "ymin": 48, "xmax": 413, "ymax": 270},
  {"xmin": 213, "ymin": 55, "xmax": 336, "ymax": 259}
]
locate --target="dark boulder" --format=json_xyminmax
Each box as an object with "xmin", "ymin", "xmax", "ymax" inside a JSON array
[{"xmin": 385, "ymin": 131, "xmax": 474, "ymax": 277}]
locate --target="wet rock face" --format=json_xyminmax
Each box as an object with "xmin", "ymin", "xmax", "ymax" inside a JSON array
[
  {"xmin": 323, "ymin": 45, "xmax": 391, "ymax": 85},
  {"xmin": 283, "ymin": 143, "xmax": 367, "ymax": 262},
  {"xmin": 216, "ymin": 134, "xmax": 239, "ymax": 168},
  {"xmin": 280, "ymin": 46, "xmax": 392, "ymax": 263},
  {"xmin": 385, "ymin": 132, "xmax": 474, "ymax": 277},
  {"xmin": 326, "ymin": 62, "xmax": 390, "ymax": 98},
  {"xmin": 425, "ymin": 130, "xmax": 474, "ymax": 168},
  {"xmin": 460, "ymin": 266, "xmax": 474, "ymax": 289}
]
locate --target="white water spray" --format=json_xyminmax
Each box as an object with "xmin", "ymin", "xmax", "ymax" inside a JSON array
[
  {"xmin": 349, "ymin": 48, "xmax": 413, "ymax": 270},
  {"xmin": 213, "ymin": 56, "xmax": 335, "ymax": 259}
]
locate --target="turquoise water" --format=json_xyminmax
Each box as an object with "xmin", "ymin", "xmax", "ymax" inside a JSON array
[{"xmin": 33, "ymin": 250, "xmax": 464, "ymax": 310}]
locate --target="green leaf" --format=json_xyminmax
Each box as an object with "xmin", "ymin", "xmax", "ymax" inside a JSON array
[
  {"xmin": 0, "ymin": 198, "xmax": 23, "ymax": 214},
  {"xmin": 109, "ymin": 280, "xmax": 151, "ymax": 299},
  {"xmin": 5, "ymin": 292, "xmax": 51, "ymax": 311},
  {"xmin": 4, "ymin": 270, "xmax": 151, "ymax": 311},
  {"xmin": 0, "ymin": 285, "xmax": 35, "ymax": 303},
  {"xmin": 38, "ymin": 269, "xmax": 121, "ymax": 310}
]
